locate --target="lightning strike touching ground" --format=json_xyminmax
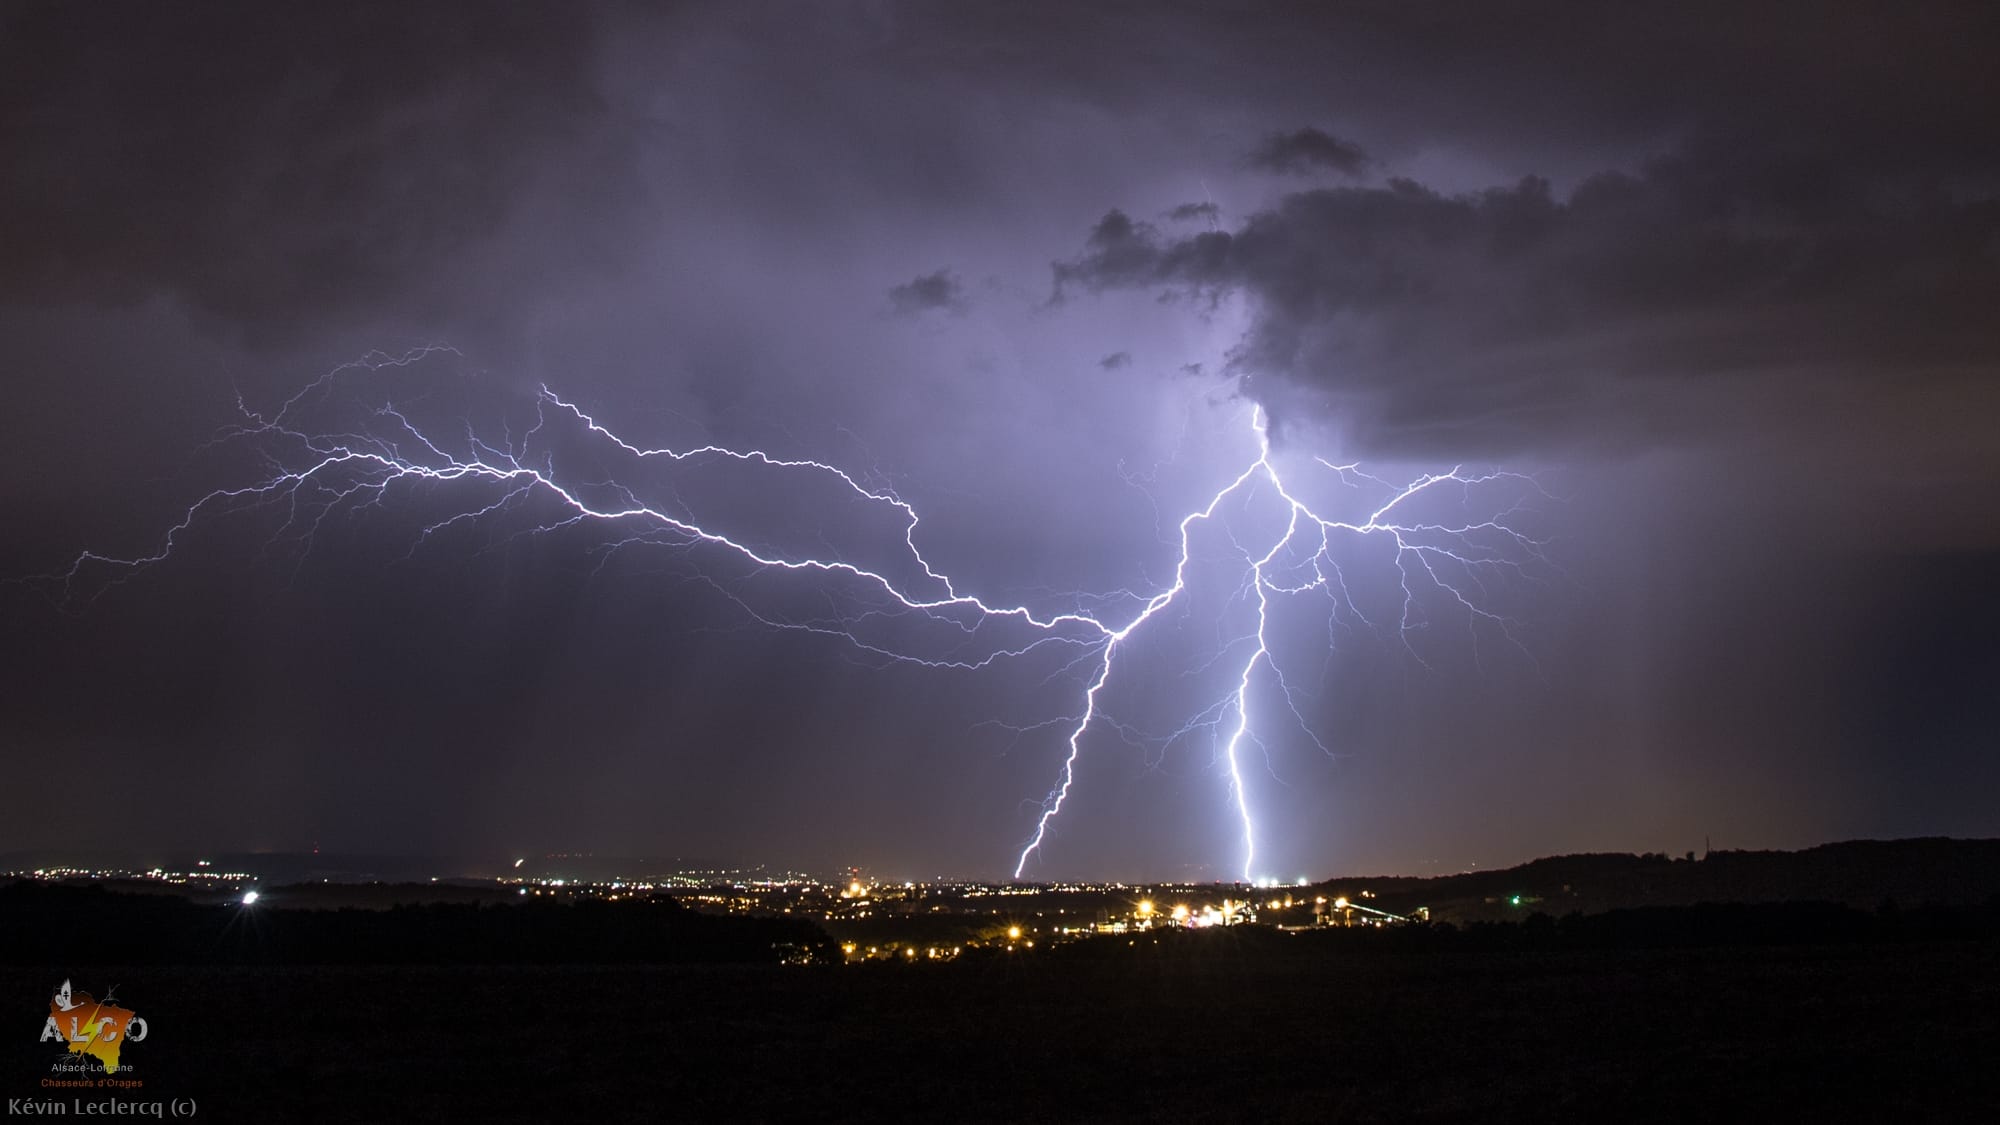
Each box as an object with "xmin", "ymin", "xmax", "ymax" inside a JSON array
[
  {"xmin": 1011, "ymin": 406, "xmax": 1552, "ymax": 879},
  {"xmin": 26, "ymin": 351, "xmax": 1551, "ymax": 881}
]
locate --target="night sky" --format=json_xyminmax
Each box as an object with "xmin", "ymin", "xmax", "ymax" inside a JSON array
[{"xmin": 3, "ymin": 1, "xmax": 1996, "ymax": 881}]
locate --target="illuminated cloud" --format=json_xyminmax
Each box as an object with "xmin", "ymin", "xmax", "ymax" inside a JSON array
[
  {"xmin": 888, "ymin": 269, "xmax": 970, "ymax": 316},
  {"xmin": 1244, "ymin": 128, "xmax": 1369, "ymax": 177},
  {"xmin": 3, "ymin": 1, "xmax": 1996, "ymax": 878}
]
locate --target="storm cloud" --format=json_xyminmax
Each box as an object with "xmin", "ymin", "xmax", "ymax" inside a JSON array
[
  {"xmin": 0, "ymin": 1, "xmax": 644, "ymax": 343},
  {"xmin": 1055, "ymin": 155, "xmax": 2000, "ymax": 458},
  {"xmin": 1245, "ymin": 128, "xmax": 1369, "ymax": 177},
  {"xmin": 2, "ymin": 1, "xmax": 1997, "ymax": 880},
  {"xmin": 888, "ymin": 268, "xmax": 969, "ymax": 315}
]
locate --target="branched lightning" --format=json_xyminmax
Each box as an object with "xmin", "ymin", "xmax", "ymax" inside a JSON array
[
  {"xmin": 27, "ymin": 350, "xmax": 1552, "ymax": 881},
  {"xmin": 1009, "ymin": 406, "xmax": 1552, "ymax": 879}
]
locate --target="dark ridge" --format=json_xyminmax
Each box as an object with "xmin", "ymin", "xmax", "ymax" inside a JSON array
[
  {"xmin": 0, "ymin": 882, "xmax": 833, "ymax": 965},
  {"xmin": 1309, "ymin": 837, "xmax": 2000, "ymax": 923}
]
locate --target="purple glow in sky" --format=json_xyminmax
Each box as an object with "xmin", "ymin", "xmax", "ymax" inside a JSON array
[{"xmin": 3, "ymin": 2, "xmax": 1997, "ymax": 879}]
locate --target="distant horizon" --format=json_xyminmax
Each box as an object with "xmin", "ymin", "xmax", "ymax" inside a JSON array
[{"xmin": 8, "ymin": 832, "xmax": 1993, "ymax": 888}]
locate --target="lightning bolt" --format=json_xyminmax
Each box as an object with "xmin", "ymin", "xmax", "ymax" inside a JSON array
[
  {"xmin": 1011, "ymin": 406, "xmax": 1552, "ymax": 880},
  {"xmin": 26, "ymin": 349, "xmax": 1551, "ymax": 882}
]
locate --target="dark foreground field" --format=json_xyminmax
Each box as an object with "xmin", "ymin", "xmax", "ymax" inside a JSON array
[{"xmin": 8, "ymin": 939, "xmax": 1997, "ymax": 1123}]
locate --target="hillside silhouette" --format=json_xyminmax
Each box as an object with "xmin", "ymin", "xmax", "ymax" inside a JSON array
[{"xmin": 1318, "ymin": 837, "xmax": 2000, "ymax": 923}]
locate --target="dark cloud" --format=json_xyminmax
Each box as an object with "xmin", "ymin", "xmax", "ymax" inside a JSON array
[
  {"xmin": 887, "ymin": 268, "xmax": 969, "ymax": 315},
  {"xmin": 0, "ymin": 1, "xmax": 641, "ymax": 344},
  {"xmin": 1051, "ymin": 211, "xmax": 1171, "ymax": 301},
  {"xmin": 1098, "ymin": 351, "xmax": 1132, "ymax": 370},
  {"xmin": 1056, "ymin": 150, "xmax": 2000, "ymax": 458},
  {"xmin": 1245, "ymin": 127, "xmax": 1369, "ymax": 177},
  {"xmin": 4, "ymin": 0, "xmax": 1999, "ymax": 878},
  {"xmin": 887, "ymin": 3, "xmax": 1999, "ymax": 186}
]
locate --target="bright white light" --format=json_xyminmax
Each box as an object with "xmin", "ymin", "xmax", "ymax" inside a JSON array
[
  {"xmin": 241, "ymin": 891, "xmax": 260, "ymax": 906},
  {"xmin": 45, "ymin": 351, "xmax": 1546, "ymax": 884}
]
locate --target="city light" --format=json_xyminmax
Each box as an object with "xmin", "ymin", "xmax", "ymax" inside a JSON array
[{"xmin": 4, "ymin": 861, "xmax": 1440, "ymax": 960}]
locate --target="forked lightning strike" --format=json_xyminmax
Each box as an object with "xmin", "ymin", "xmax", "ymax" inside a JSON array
[
  {"xmin": 29, "ymin": 350, "xmax": 1549, "ymax": 881},
  {"xmin": 1012, "ymin": 406, "xmax": 1550, "ymax": 878}
]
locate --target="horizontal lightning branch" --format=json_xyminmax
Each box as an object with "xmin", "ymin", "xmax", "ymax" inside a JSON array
[{"xmin": 26, "ymin": 350, "xmax": 1552, "ymax": 881}]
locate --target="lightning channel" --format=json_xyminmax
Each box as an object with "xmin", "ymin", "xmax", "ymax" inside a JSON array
[{"xmin": 25, "ymin": 351, "xmax": 1550, "ymax": 882}]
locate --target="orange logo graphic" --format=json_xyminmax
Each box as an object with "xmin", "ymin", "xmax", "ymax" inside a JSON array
[{"xmin": 40, "ymin": 980, "xmax": 148, "ymax": 1075}]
